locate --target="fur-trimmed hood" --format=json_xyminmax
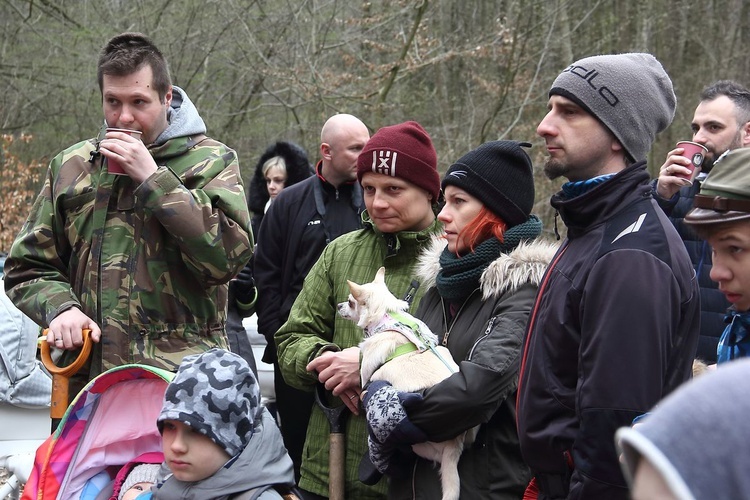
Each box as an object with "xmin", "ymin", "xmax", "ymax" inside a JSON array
[
  {"xmin": 247, "ymin": 141, "xmax": 314, "ymax": 214},
  {"xmin": 414, "ymin": 235, "xmax": 559, "ymax": 300}
]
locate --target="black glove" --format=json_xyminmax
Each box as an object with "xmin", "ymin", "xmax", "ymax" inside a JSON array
[{"xmin": 230, "ymin": 265, "xmax": 256, "ymax": 307}]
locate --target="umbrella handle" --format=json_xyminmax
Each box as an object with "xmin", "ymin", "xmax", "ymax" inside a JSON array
[{"xmin": 40, "ymin": 329, "xmax": 92, "ymax": 419}]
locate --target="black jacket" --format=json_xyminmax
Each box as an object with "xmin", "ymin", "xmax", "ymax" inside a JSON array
[
  {"xmin": 254, "ymin": 164, "xmax": 364, "ymax": 362},
  {"xmin": 226, "ymin": 142, "xmax": 313, "ymax": 363},
  {"xmin": 517, "ymin": 163, "xmax": 700, "ymax": 500},
  {"xmin": 652, "ymin": 178, "xmax": 730, "ymax": 362},
  {"xmin": 387, "ymin": 236, "xmax": 557, "ymax": 499}
]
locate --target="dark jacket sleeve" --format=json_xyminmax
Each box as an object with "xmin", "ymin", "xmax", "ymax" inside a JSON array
[
  {"xmin": 405, "ymin": 285, "xmax": 534, "ymax": 442},
  {"xmin": 650, "ymin": 177, "xmax": 680, "ymax": 216},
  {"xmin": 254, "ymin": 196, "xmax": 287, "ymax": 347}
]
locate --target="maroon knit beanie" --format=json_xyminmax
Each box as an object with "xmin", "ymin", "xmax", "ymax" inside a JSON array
[{"xmin": 357, "ymin": 121, "xmax": 440, "ymax": 201}]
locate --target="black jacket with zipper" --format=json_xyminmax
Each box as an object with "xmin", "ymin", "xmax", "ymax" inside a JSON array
[{"xmin": 517, "ymin": 163, "xmax": 700, "ymax": 500}]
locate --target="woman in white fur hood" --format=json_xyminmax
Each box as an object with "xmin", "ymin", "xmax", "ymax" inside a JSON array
[{"xmin": 363, "ymin": 140, "xmax": 558, "ymax": 500}]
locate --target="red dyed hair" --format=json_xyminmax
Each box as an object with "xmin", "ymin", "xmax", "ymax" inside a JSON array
[{"xmin": 457, "ymin": 206, "xmax": 507, "ymax": 255}]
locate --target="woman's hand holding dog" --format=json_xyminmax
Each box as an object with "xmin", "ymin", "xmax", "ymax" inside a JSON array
[{"xmin": 307, "ymin": 346, "xmax": 362, "ymax": 414}]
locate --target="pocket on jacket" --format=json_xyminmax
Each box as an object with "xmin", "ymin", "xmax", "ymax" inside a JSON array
[
  {"xmin": 131, "ymin": 322, "xmax": 229, "ymax": 369},
  {"xmin": 61, "ymin": 189, "xmax": 96, "ymax": 241}
]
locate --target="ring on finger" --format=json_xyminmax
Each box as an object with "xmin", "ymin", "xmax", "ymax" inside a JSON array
[{"xmin": 349, "ymin": 394, "xmax": 357, "ymax": 400}]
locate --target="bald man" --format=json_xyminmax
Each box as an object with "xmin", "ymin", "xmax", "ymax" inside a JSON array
[{"xmin": 254, "ymin": 113, "xmax": 370, "ymax": 481}]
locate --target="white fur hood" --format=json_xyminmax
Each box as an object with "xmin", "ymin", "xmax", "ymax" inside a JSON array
[{"xmin": 414, "ymin": 235, "xmax": 559, "ymax": 300}]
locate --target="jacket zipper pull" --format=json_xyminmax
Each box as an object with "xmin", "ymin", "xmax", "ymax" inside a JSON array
[{"xmin": 402, "ymin": 280, "xmax": 420, "ymax": 306}]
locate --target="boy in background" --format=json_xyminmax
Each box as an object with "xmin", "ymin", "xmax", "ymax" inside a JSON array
[{"xmin": 685, "ymin": 148, "xmax": 750, "ymax": 363}]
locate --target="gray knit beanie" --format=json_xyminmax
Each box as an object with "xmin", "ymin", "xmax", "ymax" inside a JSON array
[
  {"xmin": 442, "ymin": 141, "xmax": 535, "ymax": 227},
  {"xmin": 157, "ymin": 349, "xmax": 260, "ymax": 457},
  {"xmin": 118, "ymin": 463, "xmax": 160, "ymax": 500},
  {"xmin": 550, "ymin": 53, "xmax": 676, "ymax": 162},
  {"xmin": 616, "ymin": 358, "xmax": 750, "ymax": 499}
]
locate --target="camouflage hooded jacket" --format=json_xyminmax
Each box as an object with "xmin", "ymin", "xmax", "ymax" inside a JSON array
[{"xmin": 4, "ymin": 87, "xmax": 253, "ymax": 376}]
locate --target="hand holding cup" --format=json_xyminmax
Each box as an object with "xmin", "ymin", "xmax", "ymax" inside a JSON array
[
  {"xmin": 104, "ymin": 128, "xmax": 143, "ymax": 175},
  {"xmin": 673, "ymin": 141, "xmax": 708, "ymax": 181}
]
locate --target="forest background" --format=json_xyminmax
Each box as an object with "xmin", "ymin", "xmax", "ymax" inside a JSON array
[{"xmin": 1, "ymin": 0, "xmax": 748, "ymax": 250}]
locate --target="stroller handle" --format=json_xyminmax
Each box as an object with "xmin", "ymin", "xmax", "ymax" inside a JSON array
[{"xmin": 40, "ymin": 329, "xmax": 92, "ymax": 419}]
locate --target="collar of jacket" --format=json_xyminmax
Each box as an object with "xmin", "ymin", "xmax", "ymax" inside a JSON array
[
  {"xmin": 361, "ymin": 213, "xmax": 443, "ymax": 253},
  {"xmin": 550, "ymin": 161, "xmax": 652, "ymax": 234}
]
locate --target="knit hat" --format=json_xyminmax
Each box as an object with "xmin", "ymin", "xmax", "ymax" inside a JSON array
[
  {"xmin": 442, "ymin": 141, "xmax": 534, "ymax": 226},
  {"xmin": 357, "ymin": 121, "xmax": 440, "ymax": 200},
  {"xmin": 616, "ymin": 358, "xmax": 750, "ymax": 499},
  {"xmin": 549, "ymin": 53, "xmax": 676, "ymax": 162},
  {"xmin": 685, "ymin": 148, "xmax": 750, "ymax": 226},
  {"xmin": 157, "ymin": 349, "xmax": 260, "ymax": 457},
  {"xmin": 118, "ymin": 463, "xmax": 160, "ymax": 500}
]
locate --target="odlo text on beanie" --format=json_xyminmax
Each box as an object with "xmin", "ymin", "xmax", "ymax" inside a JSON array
[{"xmin": 550, "ymin": 53, "xmax": 676, "ymax": 162}]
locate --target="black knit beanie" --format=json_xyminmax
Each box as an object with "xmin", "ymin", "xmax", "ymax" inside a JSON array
[{"xmin": 442, "ymin": 140, "xmax": 535, "ymax": 226}]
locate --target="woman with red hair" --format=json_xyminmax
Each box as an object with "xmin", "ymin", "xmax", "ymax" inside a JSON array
[{"xmin": 363, "ymin": 141, "xmax": 557, "ymax": 499}]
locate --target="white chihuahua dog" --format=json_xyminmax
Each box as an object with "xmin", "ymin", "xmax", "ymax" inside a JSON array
[{"xmin": 337, "ymin": 267, "xmax": 472, "ymax": 500}]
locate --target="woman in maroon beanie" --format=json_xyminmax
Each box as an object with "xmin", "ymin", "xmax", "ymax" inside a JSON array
[{"xmin": 275, "ymin": 121, "xmax": 444, "ymax": 499}]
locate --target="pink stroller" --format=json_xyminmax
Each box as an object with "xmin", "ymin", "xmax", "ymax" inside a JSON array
[{"xmin": 21, "ymin": 364, "xmax": 172, "ymax": 500}]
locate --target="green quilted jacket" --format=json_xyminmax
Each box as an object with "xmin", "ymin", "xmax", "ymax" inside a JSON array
[{"xmin": 276, "ymin": 213, "xmax": 442, "ymax": 499}]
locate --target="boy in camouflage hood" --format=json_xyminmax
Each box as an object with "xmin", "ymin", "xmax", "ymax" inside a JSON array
[
  {"xmin": 4, "ymin": 32, "xmax": 253, "ymax": 400},
  {"xmin": 148, "ymin": 349, "xmax": 295, "ymax": 499}
]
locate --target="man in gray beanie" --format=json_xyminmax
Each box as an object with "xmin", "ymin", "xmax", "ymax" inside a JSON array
[{"xmin": 516, "ymin": 53, "xmax": 700, "ymax": 500}]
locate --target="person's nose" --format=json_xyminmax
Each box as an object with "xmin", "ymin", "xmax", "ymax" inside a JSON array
[
  {"xmin": 710, "ymin": 255, "xmax": 731, "ymax": 284},
  {"xmin": 118, "ymin": 105, "xmax": 135, "ymax": 126},
  {"xmin": 537, "ymin": 111, "xmax": 556, "ymax": 138},
  {"xmin": 437, "ymin": 205, "xmax": 452, "ymax": 223},
  {"xmin": 693, "ymin": 129, "xmax": 709, "ymax": 145},
  {"xmin": 169, "ymin": 431, "xmax": 188, "ymax": 453},
  {"xmin": 371, "ymin": 191, "xmax": 389, "ymax": 209}
]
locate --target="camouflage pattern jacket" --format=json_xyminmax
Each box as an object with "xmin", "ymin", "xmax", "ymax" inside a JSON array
[
  {"xmin": 275, "ymin": 213, "xmax": 442, "ymax": 500},
  {"xmin": 4, "ymin": 88, "xmax": 253, "ymax": 377}
]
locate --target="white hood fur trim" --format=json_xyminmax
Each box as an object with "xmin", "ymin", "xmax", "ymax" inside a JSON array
[{"xmin": 414, "ymin": 235, "xmax": 559, "ymax": 300}]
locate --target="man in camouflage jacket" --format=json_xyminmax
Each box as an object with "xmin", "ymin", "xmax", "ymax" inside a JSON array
[{"xmin": 4, "ymin": 32, "xmax": 253, "ymax": 397}]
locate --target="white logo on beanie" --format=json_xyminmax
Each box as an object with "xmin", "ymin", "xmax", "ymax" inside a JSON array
[
  {"xmin": 371, "ymin": 150, "xmax": 398, "ymax": 177},
  {"xmin": 446, "ymin": 170, "xmax": 468, "ymax": 180}
]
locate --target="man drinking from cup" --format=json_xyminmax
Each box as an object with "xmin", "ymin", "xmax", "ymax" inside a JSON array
[
  {"xmin": 653, "ymin": 80, "xmax": 750, "ymax": 364},
  {"xmin": 4, "ymin": 32, "xmax": 253, "ymax": 403}
]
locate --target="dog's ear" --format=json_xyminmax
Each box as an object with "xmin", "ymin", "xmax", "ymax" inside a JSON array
[
  {"xmin": 348, "ymin": 280, "xmax": 365, "ymax": 301},
  {"xmin": 374, "ymin": 267, "xmax": 386, "ymax": 284}
]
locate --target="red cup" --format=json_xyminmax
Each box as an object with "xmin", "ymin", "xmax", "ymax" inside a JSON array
[
  {"xmin": 675, "ymin": 141, "xmax": 708, "ymax": 181},
  {"xmin": 105, "ymin": 128, "xmax": 142, "ymax": 175}
]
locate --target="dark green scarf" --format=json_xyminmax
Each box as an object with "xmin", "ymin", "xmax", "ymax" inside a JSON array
[{"xmin": 436, "ymin": 215, "xmax": 542, "ymax": 301}]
